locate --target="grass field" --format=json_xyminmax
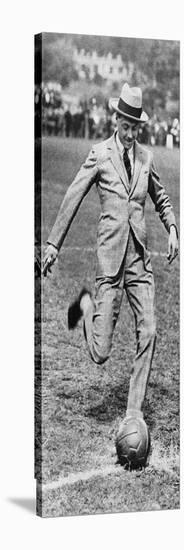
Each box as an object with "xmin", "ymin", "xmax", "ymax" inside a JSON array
[{"xmin": 36, "ymin": 136, "xmax": 179, "ymax": 517}]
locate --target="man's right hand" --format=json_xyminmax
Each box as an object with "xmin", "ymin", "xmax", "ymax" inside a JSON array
[{"xmin": 42, "ymin": 244, "xmax": 58, "ymax": 277}]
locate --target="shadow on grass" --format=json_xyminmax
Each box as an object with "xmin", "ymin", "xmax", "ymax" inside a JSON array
[
  {"xmin": 7, "ymin": 497, "xmax": 35, "ymax": 514},
  {"xmin": 143, "ymin": 401, "xmax": 157, "ymax": 431},
  {"xmin": 85, "ymin": 383, "xmax": 128, "ymax": 422},
  {"xmin": 84, "ymin": 382, "xmax": 159, "ymax": 432}
]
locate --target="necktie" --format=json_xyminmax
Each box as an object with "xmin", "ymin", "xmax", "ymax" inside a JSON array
[{"xmin": 123, "ymin": 148, "xmax": 131, "ymax": 182}]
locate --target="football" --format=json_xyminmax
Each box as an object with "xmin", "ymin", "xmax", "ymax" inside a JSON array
[{"xmin": 115, "ymin": 416, "xmax": 150, "ymax": 469}]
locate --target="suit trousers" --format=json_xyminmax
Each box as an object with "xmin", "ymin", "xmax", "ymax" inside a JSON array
[{"xmin": 83, "ymin": 230, "xmax": 157, "ymax": 414}]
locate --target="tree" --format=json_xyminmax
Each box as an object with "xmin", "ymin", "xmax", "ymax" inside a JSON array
[
  {"xmin": 146, "ymin": 40, "xmax": 180, "ymax": 100},
  {"xmin": 42, "ymin": 34, "xmax": 78, "ymax": 87}
]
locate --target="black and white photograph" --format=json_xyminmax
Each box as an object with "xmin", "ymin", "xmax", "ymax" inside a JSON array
[{"xmin": 35, "ymin": 32, "xmax": 180, "ymax": 518}]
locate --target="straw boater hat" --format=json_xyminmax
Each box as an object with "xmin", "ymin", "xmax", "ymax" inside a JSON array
[{"xmin": 109, "ymin": 82, "xmax": 148, "ymax": 123}]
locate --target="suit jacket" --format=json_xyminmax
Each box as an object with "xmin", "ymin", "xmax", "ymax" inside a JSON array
[{"xmin": 47, "ymin": 131, "xmax": 176, "ymax": 277}]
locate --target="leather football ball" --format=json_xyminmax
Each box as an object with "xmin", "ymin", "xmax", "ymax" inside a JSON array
[{"xmin": 115, "ymin": 416, "xmax": 150, "ymax": 469}]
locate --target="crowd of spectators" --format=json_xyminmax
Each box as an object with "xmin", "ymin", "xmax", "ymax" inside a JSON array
[{"xmin": 35, "ymin": 84, "xmax": 180, "ymax": 147}]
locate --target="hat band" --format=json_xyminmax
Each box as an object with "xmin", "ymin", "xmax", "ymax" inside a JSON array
[{"xmin": 118, "ymin": 97, "xmax": 142, "ymax": 118}]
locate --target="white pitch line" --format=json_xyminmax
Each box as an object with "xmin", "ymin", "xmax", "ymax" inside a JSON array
[
  {"xmin": 42, "ymin": 463, "xmax": 122, "ymax": 492},
  {"xmin": 62, "ymin": 246, "xmax": 167, "ymax": 257}
]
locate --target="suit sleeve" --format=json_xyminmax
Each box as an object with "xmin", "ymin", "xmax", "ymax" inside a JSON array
[
  {"xmin": 47, "ymin": 147, "xmax": 98, "ymax": 251},
  {"xmin": 148, "ymin": 155, "xmax": 177, "ymax": 234}
]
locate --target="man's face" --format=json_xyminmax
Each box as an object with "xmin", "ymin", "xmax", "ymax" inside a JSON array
[{"xmin": 117, "ymin": 115, "xmax": 140, "ymax": 149}]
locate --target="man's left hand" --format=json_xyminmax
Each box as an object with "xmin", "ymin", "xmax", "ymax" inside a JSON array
[{"xmin": 167, "ymin": 225, "xmax": 178, "ymax": 264}]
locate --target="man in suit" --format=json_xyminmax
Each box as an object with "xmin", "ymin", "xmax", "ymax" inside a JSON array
[{"xmin": 43, "ymin": 83, "xmax": 178, "ymax": 421}]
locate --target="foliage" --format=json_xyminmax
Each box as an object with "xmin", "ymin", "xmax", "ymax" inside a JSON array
[
  {"xmin": 42, "ymin": 34, "xmax": 78, "ymax": 87},
  {"xmin": 146, "ymin": 40, "xmax": 180, "ymax": 99}
]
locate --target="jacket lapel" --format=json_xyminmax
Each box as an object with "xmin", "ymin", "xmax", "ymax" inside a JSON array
[
  {"xmin": 107, "ymin": 133, "xmax": 130, "ymax": 194},
  {"xmin": 129, "ymin": 141, "xmax": 143, "ymax": 197}
]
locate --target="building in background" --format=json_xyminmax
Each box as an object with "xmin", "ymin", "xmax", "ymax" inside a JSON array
[{"xmin": 73, "ymin": 48, "xmax": 134, "ymax": 82}]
